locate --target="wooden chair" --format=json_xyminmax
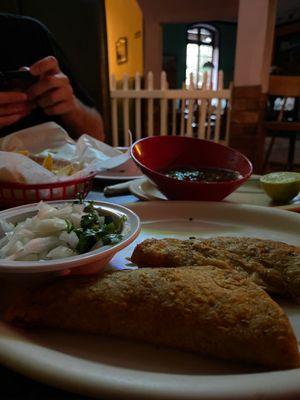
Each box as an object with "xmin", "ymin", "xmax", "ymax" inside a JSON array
[{"xmin": 262, "ymin": 75, "xmax": 300, "ymax": 172}]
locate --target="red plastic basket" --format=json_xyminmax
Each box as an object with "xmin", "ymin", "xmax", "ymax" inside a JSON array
[{"xmin": 0, "ymin": 172, "xmax": 96, "ymax": 209}]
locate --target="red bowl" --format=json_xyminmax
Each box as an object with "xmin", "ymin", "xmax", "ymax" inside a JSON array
[{"xmin": 131, "ymin": 136, "xmax": 252, "ymax": 201}]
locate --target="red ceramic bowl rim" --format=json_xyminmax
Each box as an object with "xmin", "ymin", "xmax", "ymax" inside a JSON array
[{"xmin": 131, "ymin": 136, "xmax": 253, "ymax": 185}]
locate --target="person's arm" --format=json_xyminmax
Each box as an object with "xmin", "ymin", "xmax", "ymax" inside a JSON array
[
  {"xmin": 28, "ymin": 56, "xmax": 104, "ymax": 141},
  {"xmin": 55, "ymin": 97, "xmax": 104, "ymax": 141}
]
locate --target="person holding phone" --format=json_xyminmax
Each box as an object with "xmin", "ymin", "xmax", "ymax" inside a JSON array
[{"xmin": 0, "ymin": 13, "xmax": 104, "ymax": 141}]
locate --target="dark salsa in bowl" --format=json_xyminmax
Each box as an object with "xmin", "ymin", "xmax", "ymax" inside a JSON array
[{"xmin": 163, "ymin": 167, "xmax": 242, "ymax": 183}]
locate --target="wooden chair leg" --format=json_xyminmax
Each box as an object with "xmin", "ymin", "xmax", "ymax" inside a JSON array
[
  {"xmin": 287, "ymin": 135, "xmax": 296, "ymax": 171},
  {"xmin": 262, "ymin": 135, "xmax": 276, "ymax": 173}
]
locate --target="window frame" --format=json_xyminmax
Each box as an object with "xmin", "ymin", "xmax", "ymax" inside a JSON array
[{"xmin": 185, "ymin": 24, "xmax": 219, "ymax": 89}]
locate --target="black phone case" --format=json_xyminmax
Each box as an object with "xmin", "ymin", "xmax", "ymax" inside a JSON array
[{"xmin": 0, "ymin": 70, "xmax": 38, "ymax": 91}]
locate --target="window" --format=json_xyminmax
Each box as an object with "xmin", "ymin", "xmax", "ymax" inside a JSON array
[{"xmin": 185, "ymin": 25, "xmax": 219, "ymax": 89}]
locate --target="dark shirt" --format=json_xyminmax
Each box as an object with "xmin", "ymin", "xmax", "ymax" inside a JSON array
[{"xmin": 0, "ymin": 13, "xmax": 94, "ymax": 137}]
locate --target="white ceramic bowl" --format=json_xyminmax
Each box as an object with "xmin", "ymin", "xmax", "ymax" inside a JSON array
[{"xmin": 0, "ymin": 200, "xmax": 141, "ymax": 274}]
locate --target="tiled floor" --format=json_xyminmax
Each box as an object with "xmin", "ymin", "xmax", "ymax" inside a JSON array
[{"xmin": 264, "ymin": 137, "xmax": 300, "ymax": 172}]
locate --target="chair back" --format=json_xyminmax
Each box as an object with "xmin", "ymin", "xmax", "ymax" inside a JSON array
[
  {"xmin": 263, "ymin": 75, "xmax": 300, "ymax": 172},
  {"xmin": 267, "ymin": 75, "xmax": 300, "ymax": 122},
  {"xmin": 268, "ymin": 76, "xmax": 300, "ymax": 97}
]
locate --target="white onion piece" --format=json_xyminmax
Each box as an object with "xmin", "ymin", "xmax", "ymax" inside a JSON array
[
  {"xmin": 46, "ymin": 245, "xmax": 77, "ymax": 260},
  {"xmin": 59, "ymin": 231, "xmax": 79, "ymax": 249},
  {"xmin": 33, "ymin": 218, "xmax": 67, "ymax": 235},
  {"xmin": 69, "ymin": 213, "xmax": 83, "ymax": 228},
  {"xmin": 37, "ymin": 201, "xmax": 58, "ymax": 219},
  {"xmin": 23, "ymin": 236, "xmax": 59, "ymax": 253},
  {"xmin": 0, "ymin": 220, "xmax": 15, "ymax": 233}
]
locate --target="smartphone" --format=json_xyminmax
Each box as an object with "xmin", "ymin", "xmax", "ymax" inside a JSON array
[{"xmin": 0, "ymin": 69, "xmax": 38, "ymax": 91}]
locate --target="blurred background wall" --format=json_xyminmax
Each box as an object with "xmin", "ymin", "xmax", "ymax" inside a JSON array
[{"xmin": 105, "ymin": 0, "xmax": 143, "ymax": 81}]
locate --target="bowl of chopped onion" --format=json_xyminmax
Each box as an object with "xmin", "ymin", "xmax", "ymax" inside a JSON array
[{"xmin": 0, "ymin": 199, "xmax": 140, "ymax": 274}]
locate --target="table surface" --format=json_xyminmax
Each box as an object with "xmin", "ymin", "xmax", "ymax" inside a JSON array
[{"xmin": 0, "ymin": 180, "xmax": 138, "ymax": 400}]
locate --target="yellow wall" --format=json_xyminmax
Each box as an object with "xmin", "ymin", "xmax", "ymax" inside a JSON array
[{"xmin": 105, "ymin": 0, "xmax": 143, "ymax": 82}]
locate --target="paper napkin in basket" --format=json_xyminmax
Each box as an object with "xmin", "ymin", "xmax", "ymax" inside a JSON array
[
  {"xmin": 0, "ymin": 151, "xmax": 56, "ymax": 184},
  {"xmin": 0, "ymin": 122, "xmax": 131, "ymax": 184}
]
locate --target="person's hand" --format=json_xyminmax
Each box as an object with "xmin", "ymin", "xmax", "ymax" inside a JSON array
[
  {"xmin": 0, "ymin": 91, "xmax": 32, "ymax": 128},
  {"xmin": 27, "ymin": 56, "xmax": 78, "ymax": 116}
]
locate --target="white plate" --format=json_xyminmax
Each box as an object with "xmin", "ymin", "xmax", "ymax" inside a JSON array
[
  {"xmin": 0, "ymin": 201, "xmax": 299, "ymax": 400},
  {"xmin": 129, "ymin": 177, "xmax": 300, "ymax": 212},
  {"xmin": 0, "ymin": 200, "xmax": 140, "ymax": 274},
  {"xmin": 95, "ymin": 158, "xmax": 143, "ymax": 181}
]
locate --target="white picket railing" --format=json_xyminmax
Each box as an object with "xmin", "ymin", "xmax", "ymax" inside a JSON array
[{"xmin": 110, "ymin": 71, "xmax": 232, "ymax": 147}]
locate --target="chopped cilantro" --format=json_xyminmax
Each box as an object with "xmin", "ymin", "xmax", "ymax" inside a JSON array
[{"xmin": 73, "ymin": 201, "xmax": 124, "ymax": 254}]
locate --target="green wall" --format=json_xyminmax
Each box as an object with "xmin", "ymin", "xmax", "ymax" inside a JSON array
[
  {"xmin": 163, "ymin": 22, "xmax": 237, "ymax": 89},
  {"xmin": 163, "ymin": 24, "xmax": 189, "ymax": 88},
  {"xmin": 213, "ymin": 22, "xmax": 237, "ymax": 88}
]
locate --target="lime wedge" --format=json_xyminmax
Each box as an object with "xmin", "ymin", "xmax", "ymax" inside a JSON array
[{"xmin": 260, "ymin": 172, "xmax": 300, "ymax": 202}]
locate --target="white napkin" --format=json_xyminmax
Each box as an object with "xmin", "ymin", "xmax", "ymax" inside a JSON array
[
  {"xmin": 0, "ymin": 122, "xmax": 131, "ymax": 184},
  {"xmin": 0, "ymin": 151, "xmax": 57, "ymax": 184},
  {"xmin": 0, "ymin": 122, "xmax": 75, "ymax": 157},
  {"xmin": 75, "ymin": 134, "xmax": 130, "ymax": 170}
]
